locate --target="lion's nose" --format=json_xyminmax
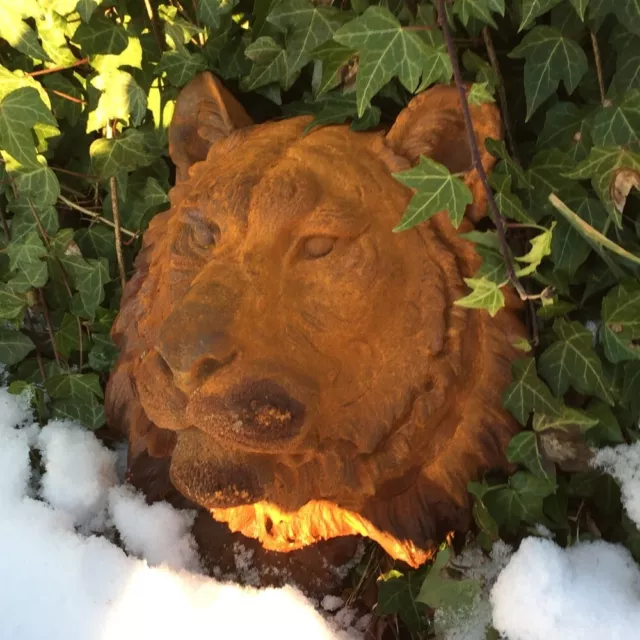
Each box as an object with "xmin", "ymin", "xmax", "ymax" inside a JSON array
[{"xmin": 157, "ymin": 301, "xmax": 236, "ymax": 382}]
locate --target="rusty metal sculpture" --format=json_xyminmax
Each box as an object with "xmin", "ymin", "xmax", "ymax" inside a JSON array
[{"xmin": 105, "ymin": 72, "xmax": 525, "ymax": 570}]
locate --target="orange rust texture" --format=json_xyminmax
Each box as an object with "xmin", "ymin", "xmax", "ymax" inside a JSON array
[{"xmin": 105, "ymin": 72, "xmax": 526, "ymax": 568}]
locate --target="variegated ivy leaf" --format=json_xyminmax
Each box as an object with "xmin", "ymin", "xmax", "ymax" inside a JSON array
[
  {"xmin": 516, "ymin": 223, "xmax": 555, "ymax": 277},
  {"xmin": 455, "ymin": 277, "xmax": 506, "ymax": 317}
]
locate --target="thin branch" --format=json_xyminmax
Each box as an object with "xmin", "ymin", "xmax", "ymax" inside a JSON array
[
  {"xmin": 52, "ymin": 166, "xmax": 99, "ymax": 181},
  {"xmin": 144, "ymin": 0, "xmax": 166, "ymax": 52},
  {"xmin": 482, "ymin": 27, "xmax": 520, "ymax": 165},
  {"xmin": 106, "ymin": 121, "xmax": 127, "ymax": 290},
  {"xmin": 38, "ymin": 289, "xmax": 62, "ymax": 368},
  {"xmin": 28, "ymin": 57, "xmax": 89, "ymax": 77},
  {"xmin": 58, "ymin": 194, "xmax": 137, "ymax": 238},
  {"xmin": 0, "ymin": 203, "xmax": 9, "ymax": 242},
  {"xmin": 590, "ymin": 31, "xmax": 608, "ymax": 107},
  {"xmin": 47, "ymin": 88, "xmax": 88, "ymax": 105},
  {"xmin": 436, "ymin": 0, "xmax": 527, "ymax": 300}
]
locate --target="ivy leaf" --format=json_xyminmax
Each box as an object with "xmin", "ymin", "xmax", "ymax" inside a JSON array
[
  {"xmin": 537, "ymin": 102, "xmax": 592, "ymax": 162},
  {"xmin": 197, "ymin": 0, "xmax": 239, "ymax": 29},
  {"xmin": 76, "ymin": 0, "xmax": 104, "ymax": 22},
  {"xmin": 286, "ymin": 92, "xmax": 380, "ymax": 132},
  {"xmin": 157, "ymin": 50, "xmax": 207, "ymax": 87},
  {"xmin": 467, "ymin": 81, "xmax": 495, "ymax": 106},
  {"xmin": 538, "ymin": 319, "xmax": 614, "ymax": 403},
  {"xmin": 54, "ymin": 313, "xmax": 83, "ymax": 358},
  {"xmin": 565, "ymin": 146, "xmax": 640, "ymax": 226},
  {"xmin": 591, "ymin": 90, "xmax": 640, "ymax": 147},
  {"xmin": 242, "ymin": 37, "xmax": 289, "ymax": 91},
  {"xmin": 503, "ymin": 357, "xmax": 562, "ymax": 425},
  {"xmin": 533, "ymin": 406, "xmax": 599, "ymax": 433},
  {"xmin": 72, "ymin": 14, "xmax": 128, "ymax": 55},
  {"xmin": 90, "ymin": 129, "xmax": 155, "ymax": 178},
  {"xmin": 6, "ymin": 230, "xmax": 47, "ymax": 272},
  {"xmin": 569, "ymin": 0, "xmax": 589, "ymax": 20},
  {"xmin": 507, "ymin": 431, "xmax": 556, "ymax": 484},
  {"xmin": 0, "ymin": 87, "xmax": 59, "ymax": 168},
  {"xmin": 453, "ymin": 0, "xmax": 505, "ymax": 29},
  {"xmin": 333, "ymin": 6, "xmax": 451, "ymax": 116},
  {"xmin": 417, "ymin": 548, "xmax": 481, "ymax": 622},
  {"xmin": 551, "ymin": 198, "xmax": 608, "ymax": 275},
  {"xmin": 268, "ymin": 0, "xmax": 349, "ymax": 86},
  {"xmin": 0, "ymin": 329, "xmax": 35, "ymax": 366},
  {"xmin": 0, "ymin": 6, "xmax": 51, "ymax": 61},
  {"xmin": 516, "ymin": 224, "xmax": 554, "ymax": 277},
  {"xmin": 518, "ymin": 0, "xmax": 563, "ymax": 31},
  {"xmin": 377, "ymin": 571, "xmax": 427, "ymax": 632},
  {"xmin": 509, "ymin": 26, "xmax": 588, "ymax": 120},
  {"xmin": 455, "ymin": 277, "xmax": 506, "ymax": 316},
  {"xmin": 311, "ymin": 41, "xmax": 356, "ymax": 96},
  {"xmin": 601, "ymin": 281, "xmax": 640, "ymax": 363},
  {"xmin": 45, "ymin": 372, "xmax": 103, "ymax": 402},
  {"xmin": 6, "ymin": 157, "xmax": 60, "ymax": 206},
  {"xmin": 392, "ymin": 156, "xmax": 473, "ymax": 231},
  {"xmin": 87, "ymin": 70, "xmax": 147, "ymax": 131},
  {"xmin": 52, "ymin": 394, "xmax": 105, "ymax": 430}
]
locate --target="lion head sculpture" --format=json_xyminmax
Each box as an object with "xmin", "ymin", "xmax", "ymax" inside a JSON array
[{"xmin": 105, "ymin": 72, "xmax": 525, "ymax": 568}]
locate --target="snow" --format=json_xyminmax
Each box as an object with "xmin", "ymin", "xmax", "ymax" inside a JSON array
[
  {"xmin": 594, "ymin": 441, "xmax": 640, "ymax": 529},
  {"xmin": 5, "ymin": 381, "xmax": 640, "ymax": 640},
  {"xmin": 491, "ymin": 537, "xmax": 640, "ymax": 640},
  {"xmin": 0, "ymin": 387, "xmax": 359, "ymax": 640}
]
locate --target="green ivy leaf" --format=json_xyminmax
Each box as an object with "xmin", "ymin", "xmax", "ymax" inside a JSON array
[
  {"xmin": 0, "ymin": 87, "xmax": 58, "ymax": 168},
  {"xmin": 538, "ymin": 319, "xmax": 613, "ymax": 403},
  {"xmin": 197, "ymin": 0, "xmax": 239, "ymax": 29},
  {"xmin": 453, "ymin": 0, "xmax": 505, "ymax": 29},
  {"xmin": 156, "ymin": 50, "xmax": 207, "ymax": 87},
  {"xmin": 509, "ymin": 26, "xmax": 588, "ymax": 120},
  {"xmin": 467, "ymin": 81, "xmax": 495, "ymax": 106},
  {"xmin": 565, "ymin": 146, "xmax": 640, "ymax": 227},
  {"xmin": 333, "ymin": 6, "xmax": 451, "ymax": 116},
  {"xmin": 72, "ymin": 14, "xmax": 128, "ymax": 55},
  {"xmin": 417, "ymin": 548, "xmax": 481, "ymax": 621},
  {"xmin": 242, "ymin": 37, "xmax": 290, "ymax": 91},
  {"xmin": 591, "ymin": 90, "xmax": 640, "ymax": 147},
  {"xmin": 268, "ymin": 0, "xmax": 349, "ymax": 86},
  {"xmin": 392, "ymin": 156, "xmax": 473, "ymax": 231},
  {"xmin": 601, "ymin": 281, "xmax": 640, "ymax": 363},
  {"xmin": 54, "ymin": 313, "xmax": 83, "ymax": 358},
  {"xmin": 503, "ymin": 357, "xmax": 562, "ymax": 425},
  {"xmin": 533, "ymin": 406, "xmax": 599, "ymax": 433},
  {"xmin": 377, "ymin": 570, "xmax": 427, "ymax": 632},
  {"xmin": 90, "ymin": 129, "xmax": 155, "ymax": 178},
  {"xmin": 507, "ymin": 431, "xmax": 556, "ymax": 484},
  {"xmin": 0, "ymin": 284, "xmax": 29, "ymax": 320},
  {"xmin": 0, "ymin": 329, "xmax": 35, "ymax": 365},
  {"xmin": 569, "ymin": 0, "xmax": 589, "ymax": 20},
  {"xmin": 311, "ymin": 41, "xmax": 356, "ymax": 97},
  {"xmin": 76, "ymin": 0, "xmax": 104, "ymax": 22},
  {"xmin": 87, "ymin": 70, "xmax": 147, "ymax": 132},
  {"xmin": 52, "ymin": 394, "xmax": 105, "ymax": 429},
  {"xmin": 0, "ymin": 5, "xmax": 51, "ymax": 61},
  {"xmin": 518, "ymin": 0, "xmax": 563, "ymax": 31}
]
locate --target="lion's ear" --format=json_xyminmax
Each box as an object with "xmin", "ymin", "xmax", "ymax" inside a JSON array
[
  {"xmin": 168, "ymin": 72, "xmax": 254, "ymax": 181},
  {"xmin": 384, "ymin": 85, "xmax": 501, "ymax": 220}
]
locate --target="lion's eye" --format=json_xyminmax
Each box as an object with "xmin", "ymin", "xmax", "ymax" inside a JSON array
[
  {"xmin": 173, "ymin": 221, "xmax": 220, "ymax": 258},
  {"xmin": 191, "ymin": 221, "xmax": 220, "ymax": 249},
  {"xmin": 302, "ymin": 236, "xmax": 336, "ymax": 259}
]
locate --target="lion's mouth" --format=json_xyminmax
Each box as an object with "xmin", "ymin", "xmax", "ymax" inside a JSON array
[{"xmin": 186, "ymin": 379, "xmax": 306, "ymax": 449}]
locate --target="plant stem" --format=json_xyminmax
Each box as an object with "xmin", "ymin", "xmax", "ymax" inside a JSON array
[
  {"xmin": 144, "ymin": 0, "xmax": 165, "ymax": 52},
  {"xmin": 106, "ymin": 122, "xmax": 127, "ymax": 290},
  {"xmin": 482, "ymin": 27, "xmax": 519, "ymax": 165},
  {"xmin": 590, "ymin": 31, "xmax": 607, "ymax": 106},
  {"xmin": 38, "ymin": 289, "xmax": 62, "ymax": 368},
  {"xmin": 58, "ymin": 194, "xmax": 137, "ymax": 238},
  {"xmin": 436, "ymin": 0, "xmax": 527, "ymax": 300},
  {"xmin": 28, "ymin": 57, "xmax": 89, "ymax": 77}
]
